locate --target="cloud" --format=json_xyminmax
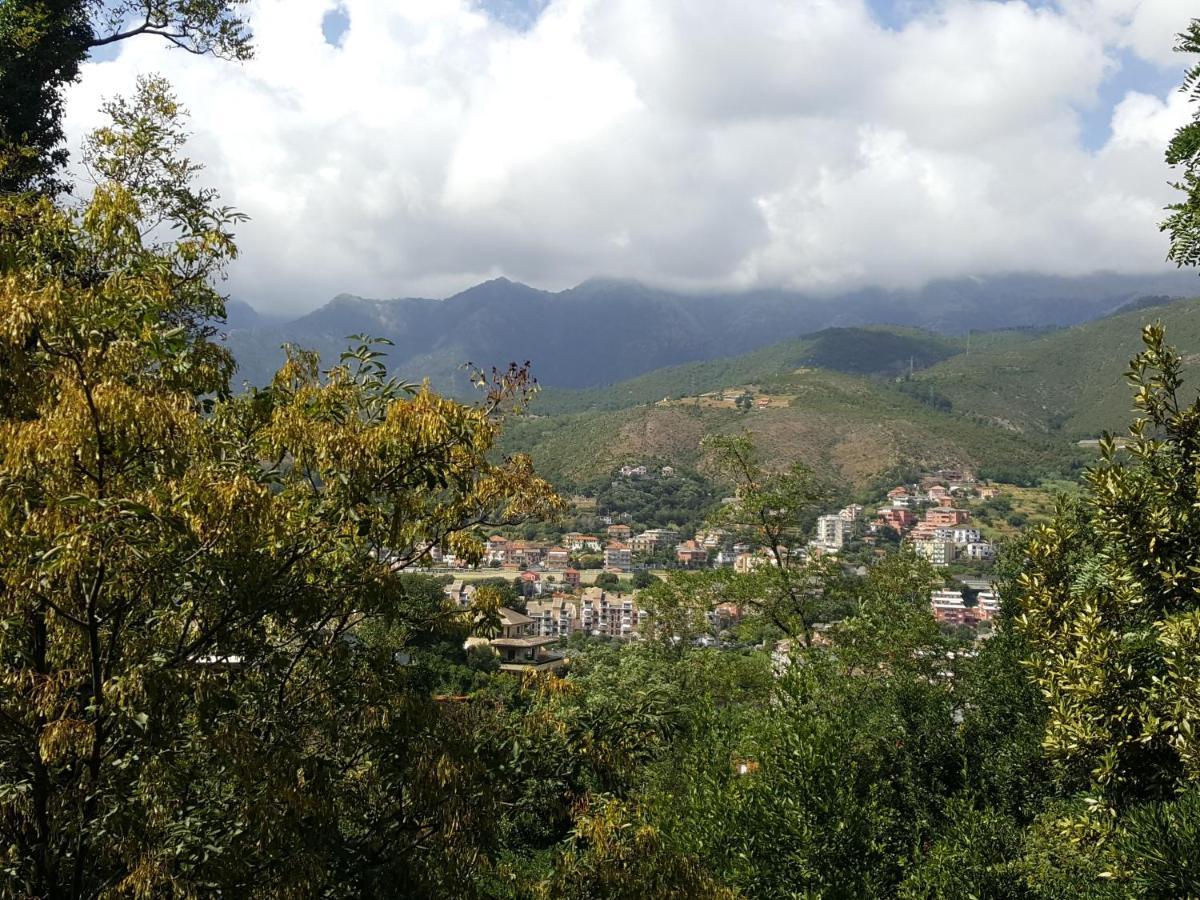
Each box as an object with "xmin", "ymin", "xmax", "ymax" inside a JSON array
[{"xmin": 63, "ymin": 0, "xmax": 1194, "ymax": 313}]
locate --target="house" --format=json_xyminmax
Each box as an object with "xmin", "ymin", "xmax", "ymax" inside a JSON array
[
  {"xmin": 485, "ymin": 535, "xmax": 510, "ymax": 565},
  {"xmin": 604, "ymin": 542, "xmax": 632, "ymax": 570},
  {"xmin": 444, "ymin": 581, "xmax": 476, "ymax": 609},
  {"xmin": 660, "ymin": 465, "xmax": 675, "ymax": 476},
  {"xmin": 696, "ymin": 528, "xmax": 729, "ymax": 551},
  {"xmin": 545, "ymin": 546, "xmax": 571, "ymax": 567},
  {"xmin": 519, "ymin": 571, "xmax": 541, "ymax": 595},
  {"xmin": 978, "ymin": 486, "xmax": 1000, "ymax": 500},
  {"xmin": 607, "ymin": 523, "xmax": 633, "ymax": 541},
  {"xmin": 927, "ymin": 485, "xmax": 950, "ymax": 503},
  {"xmin": 565, "ymin": 533, "xmax": 602, "ymax": 552},
  {"xmin": 483, "ymin": 607, "xmax": 567, "ymax": 672},
  {"xmin": 618, "ymin": 464, "xmax": 648, "ymax": 478},
  {"xmin": 562, "ymin": 568, "xmax": 581, "ymax": 588},
  {"xmin": 675, "ymin": 540, "xmax": 708, "ymax": 567}
]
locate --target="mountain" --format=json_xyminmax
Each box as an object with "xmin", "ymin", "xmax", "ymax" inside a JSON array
[
  {"xmin": 910, "ymin": 295, "xmax": 1200, "ymax": 437},
  {"xmin": 221, "ymin": 272, "xmax": 1200, "ymax": 392}
]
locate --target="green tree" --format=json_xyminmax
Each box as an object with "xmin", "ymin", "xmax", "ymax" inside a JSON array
[
  {"xmin": 0, "ymin": 79, "xmax": 560, "ymax": 897},
  {"xmin": 702, "ymin": 434, "xmax": 835, "ymax": 643},
  {"xmin": 1162, "ymin": 18, "xmax": 1200, "ymax": 269},
  {"xmin": 0, "ymin": 0, "xmax": 251, "ymax": 193}
]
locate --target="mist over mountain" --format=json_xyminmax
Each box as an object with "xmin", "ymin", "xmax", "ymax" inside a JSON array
[{"xmin": 222, "ymin": 271, "xmax": 1199, "ymax": 392}]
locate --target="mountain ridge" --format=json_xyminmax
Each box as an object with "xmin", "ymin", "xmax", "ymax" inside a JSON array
[{"xmin": 221, "ymin": 271, "xmax": 1200, "ymax": 392}]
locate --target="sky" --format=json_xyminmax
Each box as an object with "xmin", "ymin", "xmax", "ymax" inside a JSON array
[{"xmin": 65, "ymin": 0, "xmax": 1194, "ymax": 314}]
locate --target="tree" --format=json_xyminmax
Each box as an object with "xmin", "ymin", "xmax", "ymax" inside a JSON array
[
  {"xmin": 0, "ymin": 0, "xmax": 251, "ymax": 193},
  {"xmin": 632, "ymin": 568, "xmax": 657, "ymax": 590},
  {"xmin": 702, "ymin": 434, "xmax": 835, "ymax": 643},
  {"xmin": 1162, "ymin": 18, "xmax": 1200, "ymax": 269},
  {"xmin": 1014, "ymin": 324, "xmax": 1200, "ymax": 891},
  {"xmin": 0, "ymin": 79, "xmax": 560, "ymax": 896}
]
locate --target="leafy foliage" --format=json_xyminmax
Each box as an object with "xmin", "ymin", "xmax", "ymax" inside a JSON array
[{"xmin": 0, "ymin": 0, "xmax": 251, "ymax": 194}]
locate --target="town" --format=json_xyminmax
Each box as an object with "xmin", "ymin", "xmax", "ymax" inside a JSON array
[{"xmin": 424, "ymin": 464, "xmax": 1007, "ymax": 669}]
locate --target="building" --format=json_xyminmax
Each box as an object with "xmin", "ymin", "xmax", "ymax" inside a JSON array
[
  {"xmin": 604, "ymin": 542, "xmax": 632, "ymax": 570},
  {"xmin": 839, "ymin": 505, "xmax": 864, "ymax": 524},
  {"xmin": 933, "ymin": 526, "xmax": 981, "ymax": 545},
  {"xmin": 607, "ymin": 523, "xmax": 633, "ymax": 541},
  {"xmin": 816, "ymin": 514, "xmax": 848, "ymax": 549},
  {"xmin": 578, "ymin": 587, "xmax": 646, "ymax": 638},
  {"xmin": 878, "ymin": 508, "xmax": 915, "ymax": 530},
  {"xmin": 485, "ymin": 608, "xmax": 567, "ymax": 672},
  {"xmin": 915, "ymin": 539, "xmax": 958, "ymax": 567},
  {"xmin": 675, "ymin": 539, "xmax": 708, "ymax": 567},
  {"xmin": 508, "ymin": 542, "xmax": 545, "ymax": 566},
  {"xmin": 565, "ymin": 533, "xmax": 602, "ymax": 552},
  {"xmin": 545, "ymin": 547, "xmax": 571, "ymax": 567},
  {"xmin": 965, "ymin": 541, "xmax": 996, "ymax": 561},
  {"xmin": 618, "ymin": 465, "xmax": 648, "ymax": 478},
  {"xmin": 925, "ymin": 507, "xmax": 970, "ymax": 527},
  {"xmin": 631, "ymin": 528, "xmax": 681, "ymax": 555},
  {"xmin": 930, "ymin": 588, "xmax": 1000, "ymax": 628},
  {"xmin": 527, "ymin": 595, "xmax": 579, "ymax": 637},
  {"xmin": 444, "ymin": 581, "xmax": 476, "ymax": 609},
  {"xmin": 562, "ymin": 568, "xmax": 581, "ymax": 588},
  {"xmin": 485, "ymin": 535, "xmax": 510, "ymax": 565}
]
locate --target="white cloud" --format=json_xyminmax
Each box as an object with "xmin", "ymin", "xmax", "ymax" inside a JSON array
[{"xmin": 63, "ymin": 0, "xmax": 1195, "ymax": 313}]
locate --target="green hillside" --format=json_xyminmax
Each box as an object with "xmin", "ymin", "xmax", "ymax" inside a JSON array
[
  {"xmin": 534, "ymin": 326, "xmax": 975, "ymax": 415},
  {"xmin": 505, "ymin": 366, "xmax": 1082, "ymax": 490},
  {"xmin": 911, "ymin": 295, "xmax": 1200, "ymax": 436}
]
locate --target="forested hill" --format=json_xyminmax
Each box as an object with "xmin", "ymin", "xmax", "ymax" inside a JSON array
[
  {"xmin": 910, "ymin": 294, "xmax": 1200, "ymax": 437},
  {"xmin": 221, "ymin": 271, "xmax": 1198, "ymax": 392}
]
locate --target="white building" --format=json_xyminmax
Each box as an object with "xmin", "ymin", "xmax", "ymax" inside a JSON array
[
  {"xmin": 815, "ymin": 514, "xmax": 848, "ymax": 549},
  {"xmin": 966, "ymin": 541, "xmax": 995, "ymax": 561}
]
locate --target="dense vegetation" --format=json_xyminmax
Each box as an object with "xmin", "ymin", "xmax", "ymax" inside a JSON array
[
  {"xmin": 5, "ymin": 7, "xmax": 1200, "ymax": 899},
  {"xmin": 501, "ymin": 365, "xmax": 1087, "ymax": 490}
]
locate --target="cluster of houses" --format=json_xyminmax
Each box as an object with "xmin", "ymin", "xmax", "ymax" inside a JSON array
[
  {"xmin": 870, "ymin": 474, "xmax": 997, "ymax": 568},
  {"xmin": 473, "ymin": 522, "xmax": 747, "ymax": 574}
]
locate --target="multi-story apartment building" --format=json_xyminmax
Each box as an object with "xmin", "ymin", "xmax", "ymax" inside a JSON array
[
  {"xmin": 526, "ymin": 595, "xmax": 579, "ymax": 637},
  {"xmin": 925, "ymin": 507, "xmax": 970, "ymax": 527},
  {"xmin": 631, "ymin": 528, "xmax": 681, "ymax": 555},
  {"xmin": 578, "ymin": 588, "xmax": 646, "ymax": 638},
  {"xmin": 815, "ymin": 514, "xmax": 848, "ymax": 549},
  {"xmin": 933, "ymin": 527, "xmax": 981, "ymax": 545},
  {"xmin": 915, "ymin": 539, "xmax": 958, "ymax": 567},
  {"xmin": 930, "ymin": 588, "xmax": 1000, "ymax": 628},
  {"xmin": 965, "ymin": 541, "xmax": 996, "ymax": 560}
]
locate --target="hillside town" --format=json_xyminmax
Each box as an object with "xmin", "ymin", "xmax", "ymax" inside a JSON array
[{"xmin": 427, "ymin": 464, "xmax": 1007, "ymax": 665}]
